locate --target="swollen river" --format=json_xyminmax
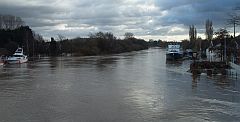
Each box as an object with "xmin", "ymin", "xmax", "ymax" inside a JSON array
[{"xmin": 0, "ymin": 48, "xmax": 240, "ymax": 122}]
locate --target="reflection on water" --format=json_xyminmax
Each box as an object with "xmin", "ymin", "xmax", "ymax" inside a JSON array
[
  {"xmin": 0, "ymin": 48, "xmax": 240, "ymax": 122},
  {"xmin": 192, "ymin": 74, "xmax": 200, "ymax": 89}
]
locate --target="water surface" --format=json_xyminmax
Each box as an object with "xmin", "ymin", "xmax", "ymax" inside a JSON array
[{"xmin": 0, "ymin": 48, "xmax": 240, "ymax": 122}]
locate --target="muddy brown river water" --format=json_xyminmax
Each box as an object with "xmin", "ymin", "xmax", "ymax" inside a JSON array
[{"xmin": 0, "ymin": 48, "xmax": 239, "ymax": 122}]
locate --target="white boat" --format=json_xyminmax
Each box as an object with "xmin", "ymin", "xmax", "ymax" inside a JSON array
[
  {"xmin": 6, "ymin": 48, "xmax": 28, "ymax": 64},
  {"xmin": 166, "ymin": 44, "xmax": 183, "ymax": 60}
]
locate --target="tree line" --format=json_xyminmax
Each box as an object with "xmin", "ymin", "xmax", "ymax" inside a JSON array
[
  {"xmin": 185, "ymin": 7, "xmax": 240, "ymax": 60},
  {"xmin": 50, "ymin": 32, "xmax": 149, "ymax": 56},
  {"xmin": 0, "ymin": 25, "xmax": 150, "ymax": 56},
  {"xmin": 0, "ymin": 26, "xmax": 47, "ymax": 56}
]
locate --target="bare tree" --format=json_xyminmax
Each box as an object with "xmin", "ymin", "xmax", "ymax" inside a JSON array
[
  {"xmin": 89, "ymin": 32, "xmax": 116, "ymax": 40},
  {"xmin": 33, "ymin": 32, "xmax": 44, "ymax": 42},
  {"xmin": 189, "ymin": 25, "xmax": 197, "ymax": 41},
  {"xmin": 124, "ymin": 32, "xmax": 134, "ymax": 39},
  {"xmin": 205, "ymin": 19, "xmax": 213, "ymax": 41},
  {"xmin": 227, "ymin": 13, "xmax": 240, "ymax": 38},
  {"xmin": 214, "ymin": 28, "xmax": 229, "ymax": 39},
  {"xmin": 57, "ymin": 34, "xmax": 66, "ymax": 41},
  {"xmin": 0, "ymin": 15, "xmax": 25, "ymax": 30},
  {"xmin": 227, "ymin": 7, "xmax": 240, "ymax": 38}
]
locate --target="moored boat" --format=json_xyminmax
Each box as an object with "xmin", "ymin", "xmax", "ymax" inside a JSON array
[
  {"xmin": 166, "ymin": 44, "xmax": 183, "ymax": 60},
  {"xmin": 6, "ymin": 48, "xmax": 28, "ymax": 64}
]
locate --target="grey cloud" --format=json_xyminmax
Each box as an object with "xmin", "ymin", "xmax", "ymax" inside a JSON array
[
  {"xmin": 0, "ymin": 4, "xmax": 66, "ymax": 19},
  {"xmin": 157, "ymin": 0, "xmax": 239, "ymax": 26},
  {"xmin": 0, "ymin": 0, "xmax": 239, "ymax": 40},
  {"xmin": 24, "ymin": 18, "xmax": 62, "ymax": 27}
]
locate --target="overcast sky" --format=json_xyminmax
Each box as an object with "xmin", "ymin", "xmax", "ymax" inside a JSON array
[{"xmin": 0, "ymin": 0, "xmax": 239, "ymax": 41}]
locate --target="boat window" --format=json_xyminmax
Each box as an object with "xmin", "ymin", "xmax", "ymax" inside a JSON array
[
  {"xmin": 16, "ymin": 49, "xmax": 23, "ymax": 52},
  {"xmin": 13, "ymin": 55, "xmax": 24, "ymax": 57}
]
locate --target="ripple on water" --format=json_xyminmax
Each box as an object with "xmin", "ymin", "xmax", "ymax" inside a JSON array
[{"xmin": 0, "ymin": 48, "xmax": 240, "ymax": 122}]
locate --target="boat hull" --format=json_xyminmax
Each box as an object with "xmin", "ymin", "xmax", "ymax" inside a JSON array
[
  {"xmin": 6, "ymin": 47, "xmax": 28, "ymax": 64},
  {"xmin": 166, "ymin": 53, "xmax": 183, "ymax": 60},
  {"xmin": 6, "ymin": 59, "xmax": 28, "ymax": 64}
]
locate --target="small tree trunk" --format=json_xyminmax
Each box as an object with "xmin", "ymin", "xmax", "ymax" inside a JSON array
[{"xmin": 234, "ymin": 22, "xmax": 236, "ymax": 38}]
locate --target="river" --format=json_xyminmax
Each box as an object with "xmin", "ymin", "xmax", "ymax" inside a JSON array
[{"xmin": 0, "ymin": 48, "xmax": 240, "ymax": 122}]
